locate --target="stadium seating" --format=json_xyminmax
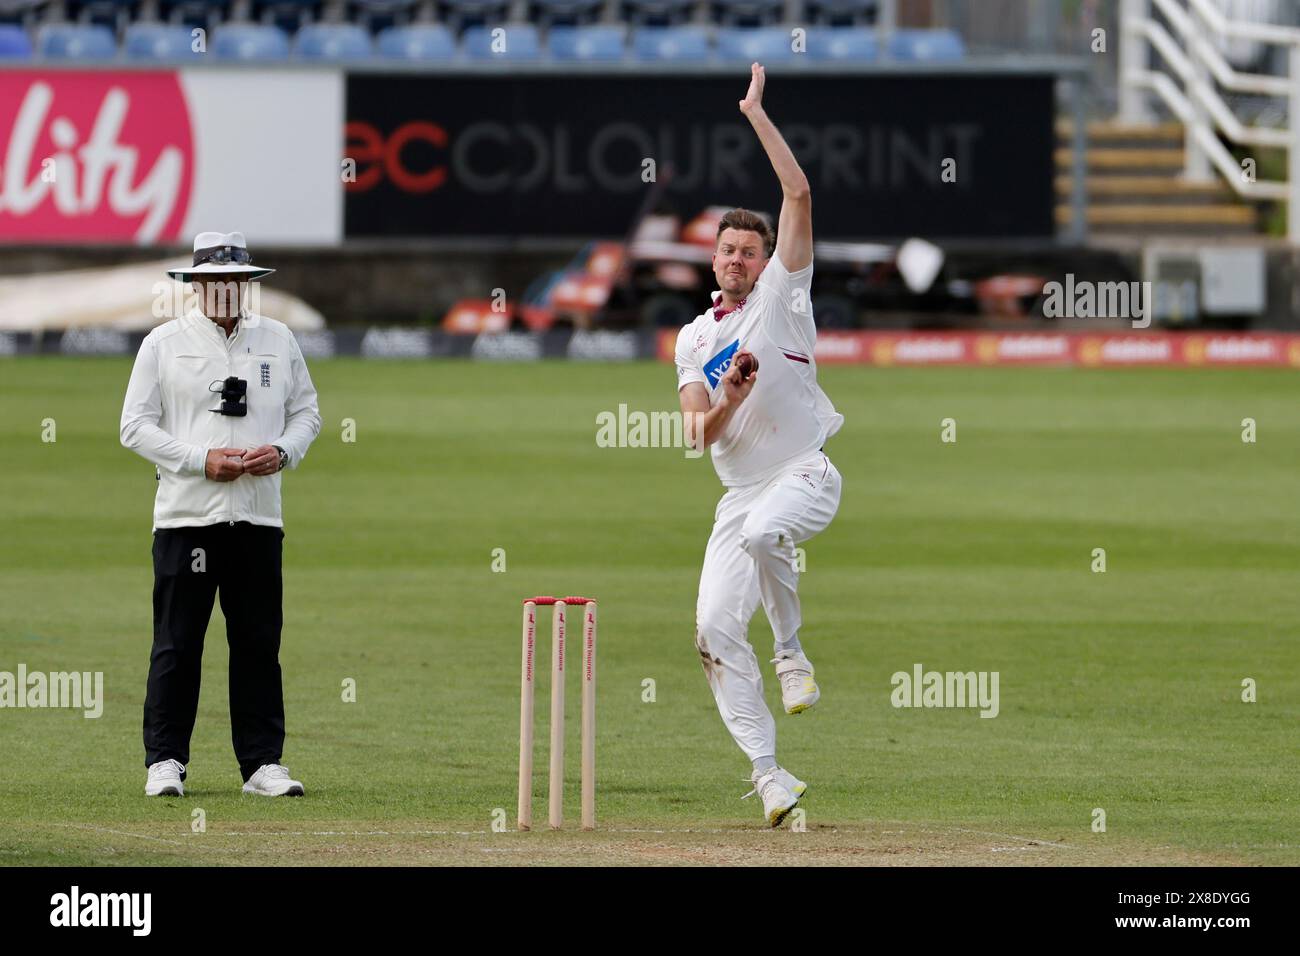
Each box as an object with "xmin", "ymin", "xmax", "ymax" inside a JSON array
[
  {"xmin": 547, "ymin": 23, "xmax": 625, "ymax": 60},
  {"xmin": 715, "ymin": 25, "xmax": 796, "ymax": 62},
  {"xmin": 530, "ymin": 0, "xmax": 603, "ymax": 27},
  {"xmin": 462, "ymin": 23, "xmax": 541, "ymax": 60},
  {"xmin": 212, "ymin": 22, "xmax": 291, "ymax": 59},
  {"xmin": 805, "ymin": 0, "xmax": 877, "ymax": 27},
  {"xmin": 349, "ymin": 0, "xmax": 421, "ymax": 33},
  {"xmin": 5, "ymin": 1, "xmax": 969, "ymax": 64},
  {"xmin": 375, "ymin": 22, "xmax": 456, "ymax": 58},
  {"xmin": 622, "ymin": 0, "xmax": 696, "ymax": 28},
  {"xmin": 123, "ymin": 21, "xmax": 203, "ymax": 59},
  {"xmin": 806, "ymin": 25, "xmax": 876, "ymax": 61},
  {"xmin": 442, "ymin": 0, "xmax": 513, "ymax": 29},
  {"xmin": 36, "ymin": 22, "xmax": 117, "ymax": 58},
  {"xmin": 70, "ymin": 1, "xmax": 137, "ymax": 32},
  {"xmin": 0, "ymin": 22, "xmax": 32, "ymax": 56},
  {"xmin": 157, "ymin": 1, "xmax": 236, "ymax": 32},
  {"xmin": 711, "ymin": 0, "xmax": 783, "ymax": 27},
  {"xmin": 632, "ymin": 24, "xmax": 709, "ymax": 61},
  {"xmin": 294, "ymin": 21, "xmax": 373, "ymax": 58},
  {"xmin": 251, "ymin": 0, "xmax": 324, "ymax": 33},
  {"xmin": 888, "ymin": 27, "xmax": 964, "ymax": 61}
]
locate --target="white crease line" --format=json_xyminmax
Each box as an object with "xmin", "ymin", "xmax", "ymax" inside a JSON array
[
  {"xmin": 50, "ymin": 823, "xmax": 235, "ymax": 852},
  {"xmin": 46, "ymin": 822, "xmax": 1076, "ymax": 849},
  {"xmin": 211, "ymin": 830, "xmax": 488, "ymax": 837},
  {"xmin": 941, "ymin": 827, "xmax": 1076, "ymax": 850}
]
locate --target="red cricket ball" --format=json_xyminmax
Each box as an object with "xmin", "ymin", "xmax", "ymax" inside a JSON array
[{"xmin": 734, "ymin": 350, "xmax": 758, "ymax": 380}]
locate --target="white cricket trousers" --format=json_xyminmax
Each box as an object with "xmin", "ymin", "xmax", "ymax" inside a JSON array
[{"xmin": 695, "ymin": 451, "xmax": 842, "ymax": 762}]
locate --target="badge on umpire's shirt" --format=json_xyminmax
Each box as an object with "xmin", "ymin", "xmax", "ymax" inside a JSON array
[{"xmin": 260, "ymin": 362, "xmax": 271, "ymax": 387}]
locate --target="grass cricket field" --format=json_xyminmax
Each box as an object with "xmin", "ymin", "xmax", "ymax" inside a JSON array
[{"xmin": 1, "ymin": 358, "xmax": 1297, "ymax": 866}]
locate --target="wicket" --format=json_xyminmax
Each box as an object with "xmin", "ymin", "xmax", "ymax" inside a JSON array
[{"xmin": 518, "ymin": 596, "xmax": 596, "ymax": 830}]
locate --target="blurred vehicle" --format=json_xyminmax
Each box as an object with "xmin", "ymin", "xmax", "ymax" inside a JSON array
[{"xmin": 441, "ymin": 204, "xmax": 1055, "ymax": 333}]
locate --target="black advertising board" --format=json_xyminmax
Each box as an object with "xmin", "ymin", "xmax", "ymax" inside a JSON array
[{"xmin": 345, "ymin": 71, "xmax": 1055, "ymax": 241}]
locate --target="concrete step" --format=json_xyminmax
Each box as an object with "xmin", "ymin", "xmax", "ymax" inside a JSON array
[
  {"xmin": 1088, "ymin": 223, "xmax": 1259, "ymax": 237},
  {"xmin": 1055, "ymin": 203, "xmax": 1257, "ymax": 226},
  {"xmin": 1056, "ymin": 119, "xmax": 1185, "ymax": 140},
  {"xmin": 1056, "ymin": 175, "xmax": 1240, "ymax": 207},
  {"xmin": 1056, "ymin": 119, "xmax": 1185, "ymax": 150},
  {"xmin": 1054, "ymin": 119, "xmax": 1265, "ymax": 235},
  {"xmin": 1055, "ymin": 175, "xmax": 1230, "ymax": 197},
  {"xmin": 1055, "ymin": 147, "xmax": 1186, "ymax": 171}
]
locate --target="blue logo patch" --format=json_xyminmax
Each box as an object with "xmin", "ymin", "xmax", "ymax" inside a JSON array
[{"xmin": 703, "ymin": 339, "xmax": 740, "ymax": 389}]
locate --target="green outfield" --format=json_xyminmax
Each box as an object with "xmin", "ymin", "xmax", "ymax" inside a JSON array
[{"xmin": 1, "ymin": 358, "xmax": 1297, "ymax": 866}]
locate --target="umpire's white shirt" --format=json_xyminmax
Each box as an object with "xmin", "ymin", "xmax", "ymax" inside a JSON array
[{"xmin": 120, "ymin": 308, "xmax": 322, "ymax": 530}]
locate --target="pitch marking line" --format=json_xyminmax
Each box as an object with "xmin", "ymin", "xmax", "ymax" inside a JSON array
[
  {"xmin": 48, "ymin": 822, "xmax": 1076, "ymax": 850},
  {"xmin": 51, "ymin": 824, "xmax": 237, "ymax": 852}
]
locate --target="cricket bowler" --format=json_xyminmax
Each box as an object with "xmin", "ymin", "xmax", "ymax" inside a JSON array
[{"xmin": 675, "ymin": 63, "xmax": 844, "ymax": 827}]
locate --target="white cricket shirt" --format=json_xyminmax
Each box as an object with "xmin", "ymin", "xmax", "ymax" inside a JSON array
[
  {"xmin": 120, "ymin": 308, "xmax": 322, "ymax": 530},
  {"xmin": 675, "ymin": 252, "xmax": 843, "ymax": 487}
]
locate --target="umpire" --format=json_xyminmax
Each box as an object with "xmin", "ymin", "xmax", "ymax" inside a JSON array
[{"xmin": 120, "ymin": 231, "xmax": 321, "ymax": 798}]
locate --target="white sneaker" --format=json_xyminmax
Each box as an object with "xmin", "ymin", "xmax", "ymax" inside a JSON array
[
  {"xmin": 774, "ymin": 651, "xmax": 820, "ymax": 714},
  {"xmin": 145, "ymin": 759, "xmax": 185, "ymax": 797},
  {"xmin": 743, "ymin": 767, "xmax": 808, "ymax": 827},
  {"xmin": 242, "ymin": 764, "xmax": 304, "ymax": 797}
]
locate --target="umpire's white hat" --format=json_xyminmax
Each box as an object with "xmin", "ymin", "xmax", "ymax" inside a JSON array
[{"xmin": 167, "ymin": 231, "xmax": 276, "ymax": 282}]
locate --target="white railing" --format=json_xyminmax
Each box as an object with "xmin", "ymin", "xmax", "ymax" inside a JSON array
[{"xmin": 1119, "ymin": 0, "xmax": 1300, "ymax": 241}]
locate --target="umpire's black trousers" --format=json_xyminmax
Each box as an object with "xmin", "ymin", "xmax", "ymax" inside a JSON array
[{"xmin": 144, "ymin": 521, "xmax": 285, "ymax": 782}]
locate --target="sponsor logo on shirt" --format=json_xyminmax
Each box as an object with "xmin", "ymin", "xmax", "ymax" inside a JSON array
[{"xmin": 703, "ymin": 339, "xmax": 740, "ymax": 389}]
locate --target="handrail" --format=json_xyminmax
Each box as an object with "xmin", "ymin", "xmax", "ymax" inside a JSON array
[
  {"xmin": 1151, "ymin": 0, "xmax": 1290, "ymax": 95},
  {"xmin": 1131, "ymin": 69, "xmax": 1290, "ymax": 199},
  {"xmin": 1119, "ymin": 0, "xmax": 1300, "ymax": 242},
  {"xmin": 1186, "ymin": 0, "xmax": 1300, "ymax": 45},
  {"xmin": 1135, "ymin": 17, "xmax": 1291, "ymax": 146}
]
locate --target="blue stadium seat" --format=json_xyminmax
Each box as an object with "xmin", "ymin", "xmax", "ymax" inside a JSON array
[
  {"xmin": 462, "ymin": 24, "xmax": 541, "ymax": 60},
  {"xmin": 441, "ymin": 0, "xmax": 512, "ymax": 29},
  {"xmin": 251, "ymin": 0, "xmax": 324, "ymax": 33},
  {"xmin": 375, "ymin": 23, "xmax": 456, "ymax": 60},
  {"xmin": 36, "ymin": 23, "xmax": 117, "ymax": 59},
  {"xmin": 711, "ymin": 0, "xmax": 783, "ymax": 27},
  {"xmin": 805, "ymin": 26, "xmax": 877, "ymax": 61},
  {"xmin": 530, "ymin": 0, "xmax": 603, "ymax": 27},
  {"xmin": 158, "ymin": 0, "xmax": 235, "ymax": 32},
  {"xmin": 294, "ymin": 23, "xmax": 373, "ymax": 59},
  {"xmin": 71, "ymin": 1, "xmax": 136, "ymax": 32},
  {"xmin": 124, "ymin": 23, "xmax": 204, "ymax": 61},
  {"xmin": 622, "ymin": 0, "xmax": 697, "ymax": 27},
  {"xmin": 547, "ymin": 24, "xmax": 626, "ymax": 60},
  {"xmin": 0, "ymin": 24, "xmax": 31, "ymax": 58},
  {"xmin": 887, "ymin": 28, "xmax": 965, "ymax": 61},
  {"xmin": 632, "ymin": 25, "xmax": 710, "ymax": 62},
  {"xmin": 349, "ymin": 0, "xmax": 420, "ymax": 33},
  {"xmin": 715, "ymin": 26, "xmax": 796, "ymax": 62},
  {"xmin": 805, "ymin": 0, "xmax": 877, "ymax": 26},
  {"xmin": 213, "ymin": 23, "xmax": 291, "ymax": 60}
]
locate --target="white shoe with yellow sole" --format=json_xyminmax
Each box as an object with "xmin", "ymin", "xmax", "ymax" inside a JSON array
[
  {"xmin": 774, "ymin": 652, "xmax": 819, "ymax": 714},
  {"xmin": 744, "ymin": 767, "xmax": 808, "ymax": 827}
]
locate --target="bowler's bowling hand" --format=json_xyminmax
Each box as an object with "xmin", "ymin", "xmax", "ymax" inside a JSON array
[
  {"xmin": 721, "ymin": 359, "xmax": 757, "ymax": 406},
  {"xmin": 205, "ymin": 448, "xmax": 247, "ymax": 482},
  {"xmin": 242, "ymin": 445, "xmax": 281, "ymax": 477},
  {"xmin": 739, "ymin": 62, "xmax": 765, "ymax": 116}
]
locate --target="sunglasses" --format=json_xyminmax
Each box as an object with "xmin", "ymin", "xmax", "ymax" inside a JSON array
[{"xmin": 194, "ymin": 245, "xmax": 253, "ymax": 267}]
